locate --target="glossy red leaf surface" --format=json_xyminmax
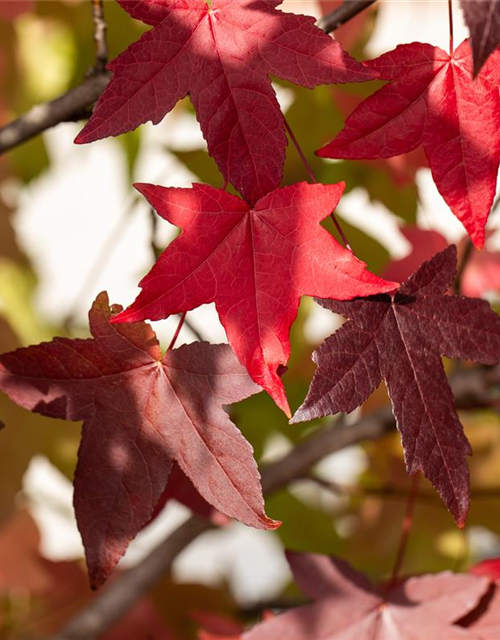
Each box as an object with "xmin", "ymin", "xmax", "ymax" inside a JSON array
[
  {"xmin": 292, "ymin": 246, "xmax": 500, "ymax": 525},
  {"xmin": 318, "ymin": 40, "xmax": 500, "ymax": 247},
  {"xmin": 112, "ymin": 182, "xmax": 396, "ymax": 416},
  {"xmin": 75, "ymin": 0, "xmax": 375, "ymax": 204},
  {"xmin": 461, "ymin": 0, "xmax": 500, "ymax": 74},
  {"xmin": 0, "ymin": 293, "xmax": 275, "ymax": 588},
  {"xmin": 244, "ymin": 552, "xmax": 489, "ymax": 640}
]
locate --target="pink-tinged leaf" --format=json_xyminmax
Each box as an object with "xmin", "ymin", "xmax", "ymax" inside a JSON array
[
  {"xmin": 460, "ymin": 0, "xmax": 500, "ymax": 75},
  {"xmin": 462, "ymin": 242, "xmax": 500, "ymax": 299},
  {"xmin": 112, "ymin": 182, "xmax": 397, "ymax": 416},
  {"xmin": 384, "ymin": 226, "xmax": 500, "ymax": 299},
  {"xmin": 318, "ymin": 40, "xmax": 500, "ymax": 248},
  {"xmin": 0, "ymin": 293, "xmax": 276, "ymax": 588},
  {"xmin": 195, "ymin": 611, "xmax": 243, "ymax": 640},
  {"xmin": 383, "ymin": 227, "xmax": 449, "ymax": 284},
  {"xmin": 0, "ymin": 1, "xmax": 34, "ymax": 20},
  {"xmin": 75, "ymin": 0, "xmax": 376, "ymax": 204},
  {"xmin": 292, "ymin": 246, "xmax": 500, "ymax": 525},
  {"xmin": 244, "ymin": 552, "xmax": 489, "ymax": 640}
]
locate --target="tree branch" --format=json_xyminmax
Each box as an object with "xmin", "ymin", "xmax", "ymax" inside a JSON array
[
  {"xmin": 0, "ymin": 73, "xmax": 110, "ymax": 155},
  {"xmin": 317, "ymin": 0, "xmax": 378, "ymax": 34},
  {"xmin": 0, "ymin": 0, "xmax": 378, "ymax": 156},
  {"xmin": 91, "ymin": 0, "xmax": 108, "ymax": 71},
  {"xmin": 49, "ymin": 363, "xmax": 497, "ymax": 640}
]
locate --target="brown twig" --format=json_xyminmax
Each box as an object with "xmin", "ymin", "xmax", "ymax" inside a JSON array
[
  {"xmin": 49, "ymin": 362, "xmax": 499, "ymax": 640},
  {"xmin": 91, "ymin": 0, "xmax": 108, "ymax": 72},
  {"xmin": 0, "ymin": 0, "xmax": 378, "ymax": 156},
  {"xmin": 317, "ymin": 0, "xmax": 378, "ymax": 34},
  {"xmin": 454, "ymin": 239, "xmax": 474, "ymax": 295},
  {"xmin": 389, "ymin": 474, "xmax": 420, "ymax": 585},
  {"xmin": 0, "ymin": 73, "xmax": 110, "ymax": 155}
]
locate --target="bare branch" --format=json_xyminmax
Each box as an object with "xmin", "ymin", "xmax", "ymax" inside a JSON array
[
  {"xmin": 49, "ymin": 362, "xmax": 498, "ymax": 640},
  {"xmin": 0, "ymin": 72, "xmax": 110, "ymax": 155},
  {"xmin": 91, "ymin": 0, "xmax": 108, "ymax": 71},
  {"xmin": 0, "ymin": 0, "xmax": 378, "ymax": 156},
  {"xmin": 317, "ymin": 0, "xmax": 378, "ymax": 34}
]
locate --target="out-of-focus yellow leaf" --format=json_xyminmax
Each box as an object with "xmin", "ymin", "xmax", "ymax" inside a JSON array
[
  {"xmin": 16, "ymin": 14, "xmax": 75, "ymax": 102},
  {"xmin": 0, "ymin": 259, "xmax": 54, "ymax": 345}
]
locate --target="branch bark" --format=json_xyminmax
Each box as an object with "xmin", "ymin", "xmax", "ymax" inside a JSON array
[
  {"xmin": 91, "ymin": 0, "xmax": 108, "ymax": 71},
  {"xmin": 0, "ymin": 73, "xmax": 110, "ymax": 154},
  {"xmin": 0, "ymin": 0, "xmax": 378, "ymax": 156},
  {"xmin": 49, "ymin": 363, "xmax": 497, "ymax": 640},
  {"xmin": 318, "ymin": 0, "xmax": 378, "ymax": 34}
]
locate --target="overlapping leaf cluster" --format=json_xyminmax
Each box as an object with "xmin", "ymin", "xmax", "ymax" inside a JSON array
[{"xmin": 0, "ymin": 5, "xmax": 500, "ymax": 629}]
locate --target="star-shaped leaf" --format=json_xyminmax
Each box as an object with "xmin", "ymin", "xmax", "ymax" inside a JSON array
[
  {"xmin": 75, "ymin": 0, "xmax": 375, "ymax": 204},
  {"xmin": 318, "ymin": 40, "xmax": 500, "ymax": 247},
  {"xmin": 461, "ymin": 0, "xmax": 500, "ymax": 74},
  {"xmin": 112, "ymin": 182, "xmax": 396, "ymax": 416},
  {"xmin": 244, "ymin": 551, "xmax": 489, "ymax": 640},
  {"xmin": 292, "ymin": 246, "xmax": 500, "ymax": 525},
  {"xmin": 0, "ymin": 293, "xmax": 275, "ymax": 588}
]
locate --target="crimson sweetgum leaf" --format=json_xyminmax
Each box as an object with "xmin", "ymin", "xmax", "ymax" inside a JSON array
[
  {"xmin": 112, "ymin": 182, "xmax": 396, "ymax": 416},
  {"xmin": 0, "ymin": 293, "xmax": 276, "ymax": 588},
  {"xmin": 317, "ymin": 40, "xmax": 500, "ymax": 248},
  {"xmin": 461, "ymin": 0, "xmax": 500, "ymax": 75},
  {"xmin": 244, "ymin": 551, "xmax": 489, "ymax": 640},
  {"xmin": 292, "ymin": 246, "xmax": 500, "ymax": 525},
  {"xmin": 75, "ymin": 0, "xmax": 375, "ymax": 204}
]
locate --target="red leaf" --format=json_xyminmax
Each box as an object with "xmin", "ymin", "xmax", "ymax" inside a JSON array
[
  {"xmin": 112, "ymin": 182, "xmax": 396, "ymax": 416},
  {"xmin": 292, "ymin": 246, "xmax": 500, "ymax": 525},
  {"xmin": 75, "ymin": 0, "xmax": 375, "ymax": 204},
  {"xmin": 471, "ymin": 558, "xmax": 500, "ymax": 583},
  {"xmin": 244, "ymin": 552, "xmax": 489, "ymax": 640},
  {"xmin": 0, "ymin": 293, "xmax": 276, "ymax": 588},
  {"xmin": 194, "ymin": 611, "xmax": 243, "ymax": 640},
  {"xmin": 460, "ymin": 0, "xmax": 500, "ymax": 75},
  {"xmin": 318, "ymin": 40, "xmax": 500, "ymax": 248}
]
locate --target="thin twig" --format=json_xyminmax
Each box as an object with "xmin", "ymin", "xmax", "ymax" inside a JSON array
[
  {"xmin": 63, "ymin": 193, "xmax": 139, "ymax": 329},
  {"xmin": 91, "ymin": 0, "xmax": 108, "ymax": 72},
  {"xmin": 168, "ymin": 312, "xmax": 187, "ymax": 351},
  {"xmin": 448, "ymin": 0, "xmax": 454, "ymax": 56},
  {"xmin": 454, "ymin": 238, "xmax": 474, "ymax": 295},
  {"xmin": 389, "ymin": 474, "xmax": 420, "ymax": 585},
  {"xmin": 283, "ymin": 116, "xmax": 352, "ymax": 251},
  {"xmin": 317, "ymin": 0, "xmax": 378, "ymax": 34}
]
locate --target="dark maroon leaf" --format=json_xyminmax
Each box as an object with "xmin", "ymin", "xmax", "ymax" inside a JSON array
[
  {"xmin": 292, "ymin": 246, "xmax": 500, "ymax": 525},
  {"xmin": 461, "ymin": 0, "xmax": 500, "ymax": 74},
  {"xmin": 0, "ymin": 293, "xmax": 277, "ymax": 588}
]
